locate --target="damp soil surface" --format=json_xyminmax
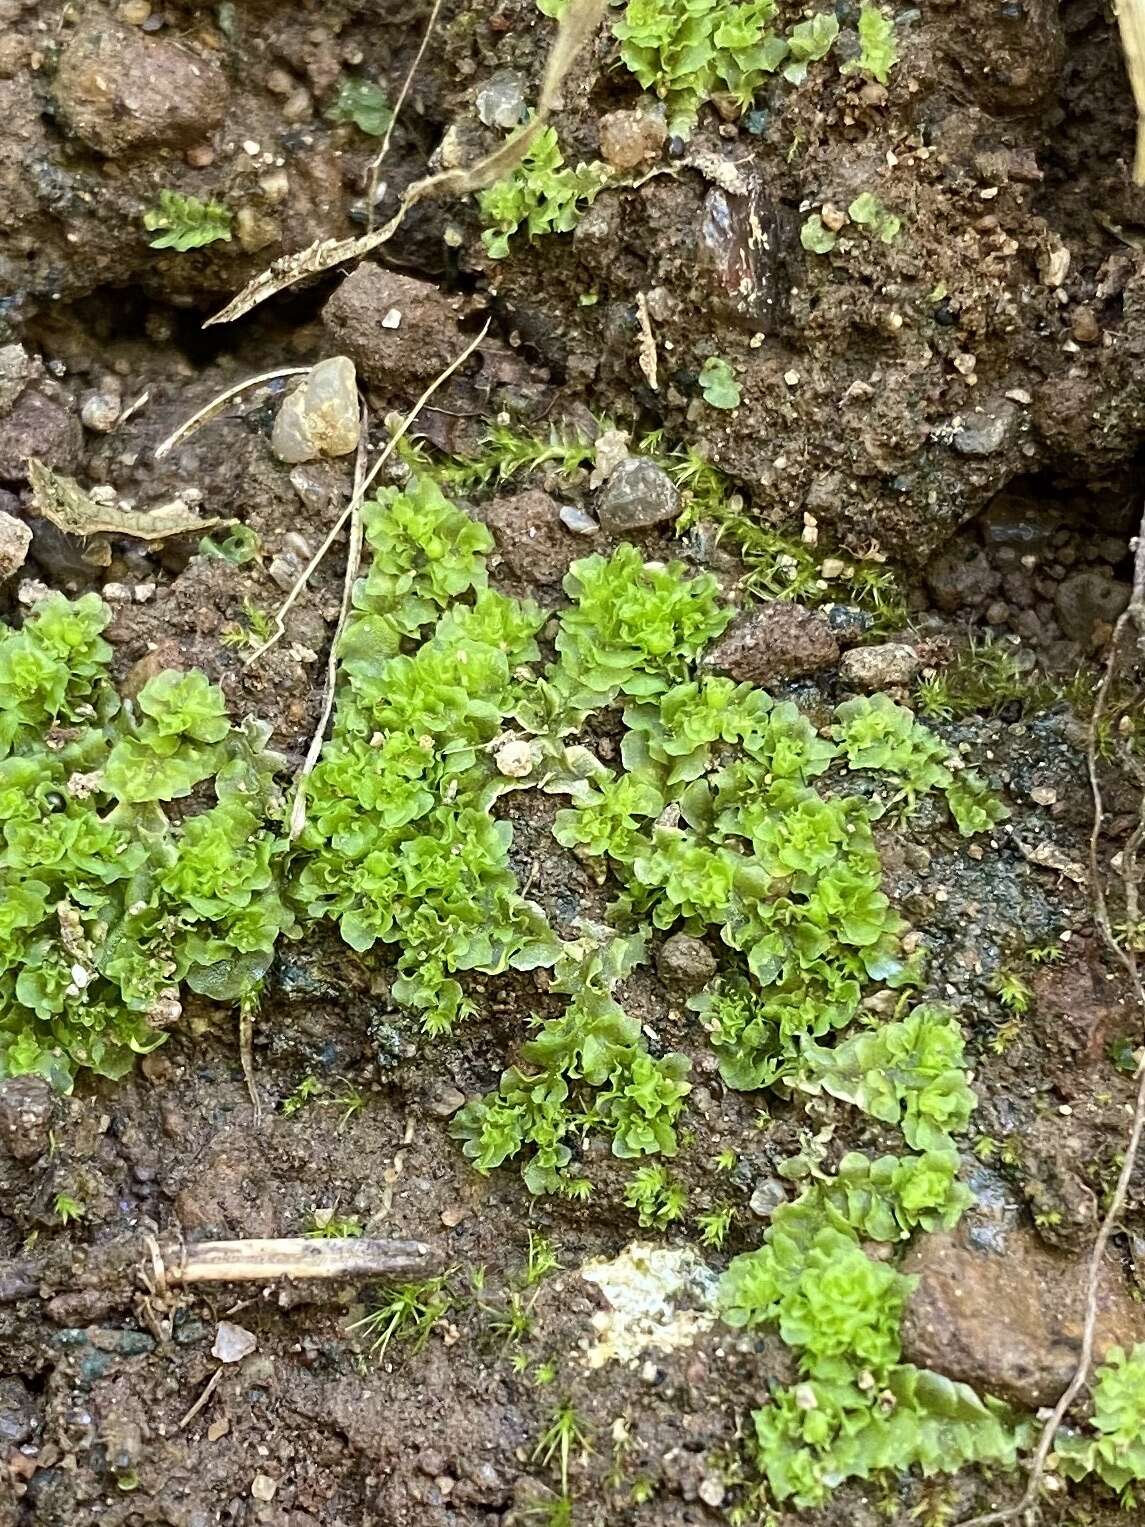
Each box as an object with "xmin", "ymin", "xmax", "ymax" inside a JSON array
[{"xmin": 3, "ymin": 2, "xmax": 1145, "ymax": 1525}]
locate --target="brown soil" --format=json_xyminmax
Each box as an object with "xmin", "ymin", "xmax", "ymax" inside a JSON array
[{"xmin": 3, "ymin": 2, "xmax": 1145, "ymax": 1524}]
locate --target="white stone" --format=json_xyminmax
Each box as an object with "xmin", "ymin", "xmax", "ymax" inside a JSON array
[{"xmin": 270, "ymin": 357, "xmax": 361, "ymax": 464}]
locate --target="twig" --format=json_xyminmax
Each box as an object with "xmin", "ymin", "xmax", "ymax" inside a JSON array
[
  {"xmin": 955, "ymin": 510, "xmax": 1145, "ymax": 1527},
  {"xmin": 177, "ymin": 1368, "xmax": 222, "ymax": 1431},
  {"xmin": 153, "ymin": 367, "xmax": 310, "ymax": 459},
  {"xmin": 238, "ymin": 988, "xmax": 261, "ymax": 1128},
  {"xmin": 0, "ymin": 1234, "xmax": 439, "ymax": 1308},
  {"xmin": 287, "ymin": 406, "xmax": 369, "ymax": 842},
  {"xmin": 364, "ymin": 0, "xmax": 445, "ymax": 231},
  {"xmin": 240, "ymin": 320, "xmax": 490, "ymax": 671},
  {"xmin": 162, "ymin": 1235, "xmax": 436, "ymax": 1286},
  {"xmin": 1118, "ymin": 0, "xmax": 1145, "ymax": 186},
  {"xmin": 204, "ymin": 0, "xmax": 606, "ymax": 327}
]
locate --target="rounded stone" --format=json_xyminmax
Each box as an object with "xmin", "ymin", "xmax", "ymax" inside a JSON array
[
  {"xmin": 839, "ymin": 642, "xmax": 920, "ymax": 690},
  {"xmin": 271, "ymin": 357, "xmax": 361, "ymax": 465},
  {"xmin": 595, "ymin": 458, "xmax": 680, "ymax": 533},
  {"xmin": 54, "ymin": 18, "xmax": 229, "ymax": 157},
  {"xmin": 656, "ymin": 933, "xmax": 717, "ymax": 994}
]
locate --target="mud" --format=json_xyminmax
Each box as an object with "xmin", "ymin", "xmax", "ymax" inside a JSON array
[{"xmin": 2, "ymin": 1, "xmax": 1145, "ymax": 1524}]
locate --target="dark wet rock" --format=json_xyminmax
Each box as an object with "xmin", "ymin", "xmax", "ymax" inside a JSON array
[
  {"xmin": 1054, "ymin": 570, "xmax": 1131, "ymax": 649},
  {"xmin": 595, "ymin": 457, "xmax": 680, "ymax": 533},
  {"xmin": 1020, "ymin": 1126, "xmax": 1098, "ymax": 1254},
  {"xmin": 820, "ymin": 602, "xmax": 875, "ymax": 642},
  {"xmin": 697, "ymin": 175, "xmax": 785, "ymax": 331},
  {"xmin": 706, "ymin": 602, "xmax": 839, "ymax": 684},
  {"xmin": 952, "ymin": 401, "xmax": 1017, "ymax": 457},
  {"xmin": 0, "ymin": 1379, "xmax": 34, "ymax": 1446},
  {"xmin": 929, "ymin": 0, "xmax": 1064, "ymax": 115},
  {"xmin": 322, "ymin": 265, "xmax": 466, "ymax": 392},
  {"xmin": 45, "ymin": 1290, "xmax": 121, "ymax": 1326},
  {"xmin": 656, "ymin": 933, "xmax": 717, "ymax": 994},
  {"xmin": 1001, "ymin": 569, "xmax": 1035, "ymax": 608},
  {"xmin": 978, "ymin": 493, "xmax": 1056, "ymax": 553},
  {"xmin": 839, "ymin": 642, "xmax": 919, "ymax": 689},
  {"xmin": 901, "ymin": 1225, "xmax": 1145, "ymax": 1408},
  {"xmin": 484, "ymin": 488, "xmax": 582, "ymax": 584},
  {"xmin": 0, "ymin": 1075, "xmax": 54, "ymax": 1162},
  {"xmin": 54, "ymin": 17, "xmax": 228, "ymax": 157},
  {"xmin": 925, "ymin": 543, "xmax": 1001, "ymax": 613},
  {"xmin": 0, "ymin": 390, "xmax": 84, "ymax": 483},
  {"xmin": 0, "ymin": 504, "xmax": 30, "ymax": 579},
  {"xmin": 1030, "ymin": 959, "xmax": 1118, "ymax": 1088}
]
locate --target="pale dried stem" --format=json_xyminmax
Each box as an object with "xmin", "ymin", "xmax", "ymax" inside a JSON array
[
  {"xmin": 364, "ymin": 0, "xmax": 445, "ymax": 230},
  {"xmin": 153, "ymin": 367, "xmax": 310, "ymax": 459},
  {"xmin": 162, "ymin": 1235, "xmax": 435, "ymax": 1285},
  {"xmin": 205, "ymin": 0, "xmax": 606, "ymax": 327},
  {"xmin": 1118, "ymin": 0, "xmax": 1145, "ymax": 185},
  {"xmin": 287, "ymin": 406, "xmax": 369, "ymax": 842}
]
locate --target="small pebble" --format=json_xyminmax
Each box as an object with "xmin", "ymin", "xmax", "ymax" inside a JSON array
[
  {"xmin": 80, "ymin": 392, "xmax": 121, "ymax": 433},
  {"xmin": 559, "ymin": 504, "xmax": 599, "ymax": 536},
  {"xmin": 1071, "ymin": 307, "xmax": 1100, "ymax": 345},
  {"xmin": 698, "ymin": 1477, "xmax": 726, "ymax": 1508},
  {"xmin": 212, "ymin": 1321, "xmax": 258, "ymax": 1364},
  {"xmin": 749, "ymin": 1178, "xmax": 787, "ymax": 1218},
  {"xmin": 271, "ymin": 357, "xmax": 361, "ymax": 465},
  {"xmin": 495, "ymin": 738, "xmax": 533, "ymax": 778},
  {"xmin": 250, "ymin": 1474, "xmax": 278, "ymax": 1502},
  {"xmin": 428, "ymin": 1085, "xmax": 466, "ymax": 1118},
  {"xmin": 0, "ymin": 511, "xmax": 31, "ymax": 582}
]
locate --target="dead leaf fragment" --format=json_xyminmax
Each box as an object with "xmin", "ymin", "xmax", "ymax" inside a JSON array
[
  {"xmin": 1017, "ymin": 838, "xmax": 1087, "ymax": 885},
  {"xmin": 27, "ymin": 459, "xmax": 219, "ymax": 541}
]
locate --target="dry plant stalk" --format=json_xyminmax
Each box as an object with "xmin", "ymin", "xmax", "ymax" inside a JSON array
[
  {"xmin": 205, "ymin": 0, "xmax": 607, "ymax": 327},
  {"xmin": 158, "ymin": 1235, "xmax": 435, "ymax": 1287},
  {"xmin": 956, "ymin": 510, "xmax": 1145, "ymax": 1526},
  {"xmin": 0, "ymin": 1234, "xmax": 438, "ymax": 1308},
  {"xmin": 287, "ymin": 405, "xmax": 369, "ymax": 842},
  {"xmin": 364, "ymin": 0, "xmax": 445, "ymax": 229},
  {"xmin": 1118, "ymin": 0, "xmax": 1145, "ymax": 185},
  {"xmin": 153, "ymin": 366, "xmax": 310, "ymax": 460}
]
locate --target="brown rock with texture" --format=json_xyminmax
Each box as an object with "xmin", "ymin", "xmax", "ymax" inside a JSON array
[
  {"xmin": 900, "ymin": 1225, "xmax": 1145, "ymax": 1408},
  {"xmin": 0, "ymin": 391, "xmax": 84, "ymax": 483},
  {"xmin": 54, "ymin": 18, "xmax": 228, "ymax": 157},
  {"xmin": 322, "ymin": 265, "xmax": 466, "ymax": 391},
  {"xmin": 484, "ymin": 489, "xmax": 581, "ymax": 585},
  {"xmin": 706, "ymin": 603, "xmax": 839, "ymax": 685},
  {"xmin": 0, "ymin": 1076, "xmax": 54, "ymax": 1163}
]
